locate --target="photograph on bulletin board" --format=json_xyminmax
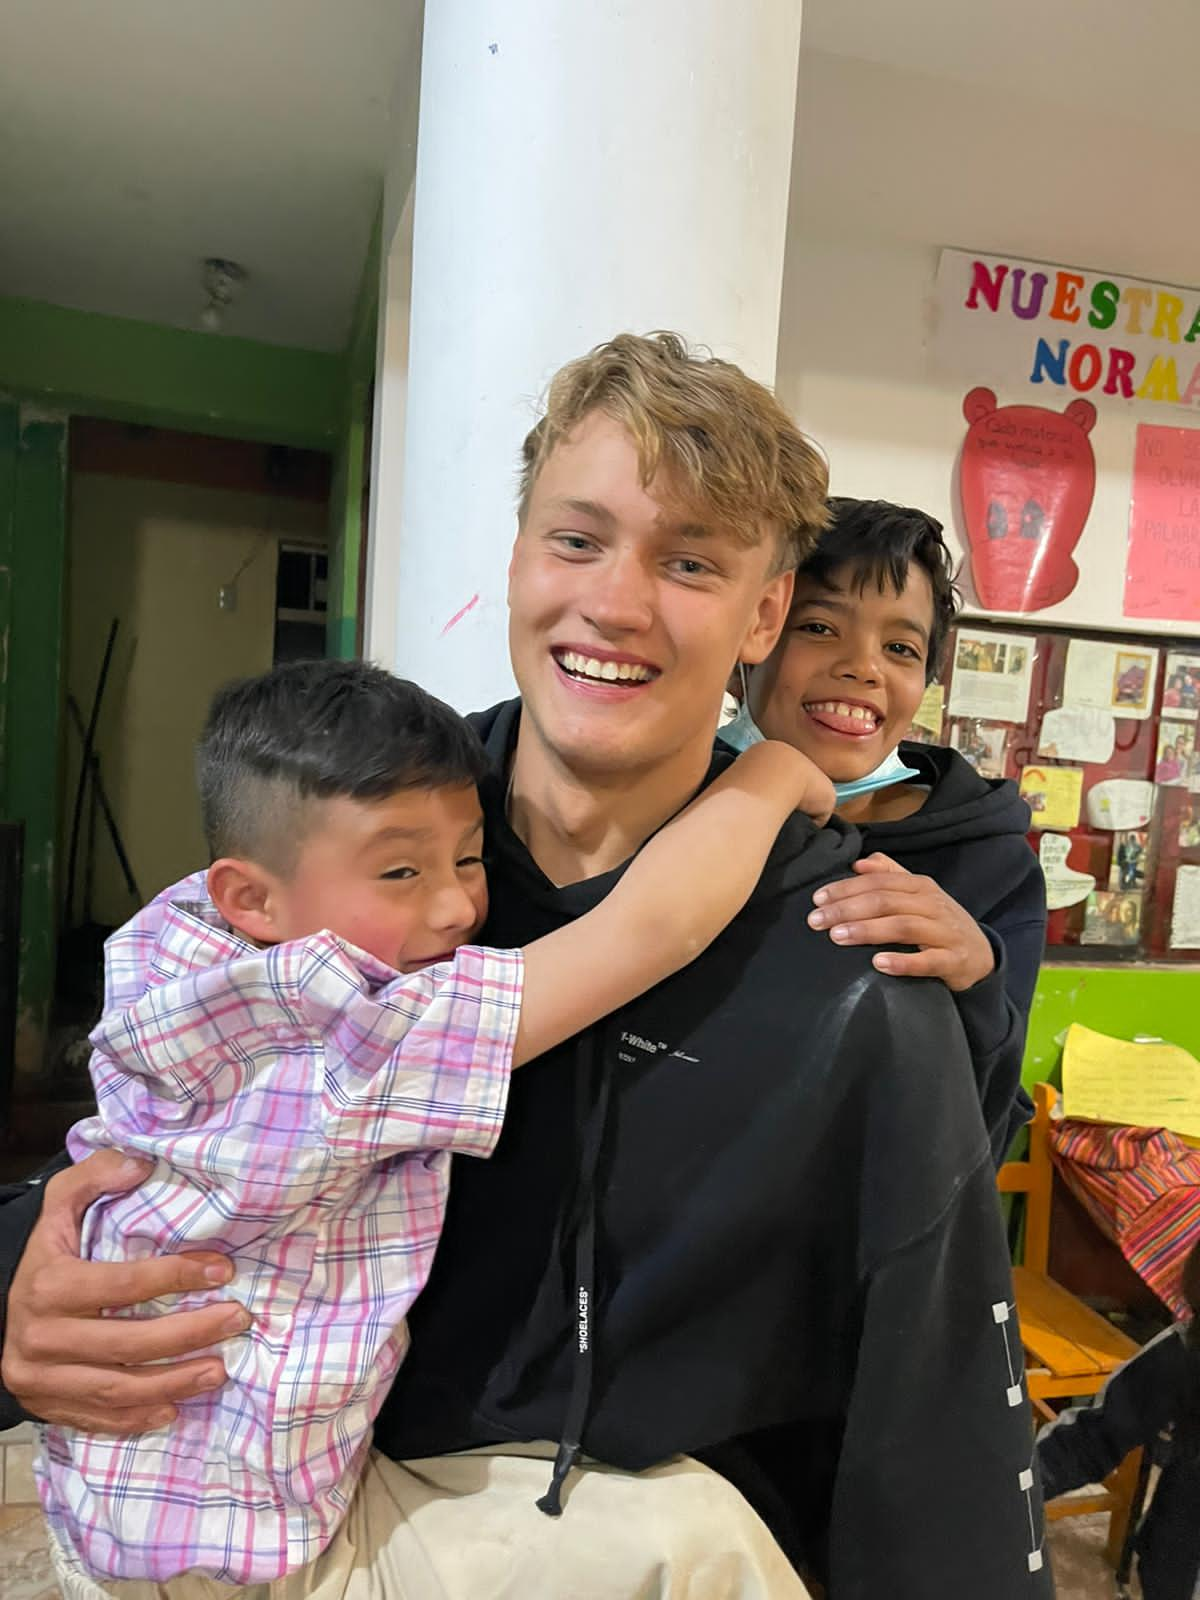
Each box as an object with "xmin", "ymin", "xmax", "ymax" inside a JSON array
[
  {"xmin": 1082, "ymin": 890, "xmax": 1143, "ymax": 948},
  {"xmin": 1108, "ymin": 830, "xmax": 1149, "ymax": 892},
  {"xmin": 1155, "ymin": 722, "xmax": 1200, "ymax": 787},
  {"xmin": 948, "ymin": 720, "xmax": 1008, "ymax": 779},
  {"xmin": 1163, "ymin": 653, "xmax": 1200, "ymax": 716}
]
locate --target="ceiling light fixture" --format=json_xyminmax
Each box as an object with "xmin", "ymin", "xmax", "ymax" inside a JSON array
[{"xmin": 200, "ymin": 257, "xmax": 248, "ymax": 332}]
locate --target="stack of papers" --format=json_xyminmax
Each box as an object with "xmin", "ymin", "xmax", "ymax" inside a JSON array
[{"xmin": 1062, "ymin": 1023, "xmax": 1200, "ymax": 1141}]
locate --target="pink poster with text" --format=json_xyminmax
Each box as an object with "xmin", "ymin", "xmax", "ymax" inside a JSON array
[{"xmin": 1125, "ymin": 424, "xmax": 1200, "ymax": 622}]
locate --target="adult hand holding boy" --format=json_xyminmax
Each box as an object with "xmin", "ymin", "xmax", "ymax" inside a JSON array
[{"xmin": 2, "ymin": 1149, "xmax": 245, "ymax": 1433}]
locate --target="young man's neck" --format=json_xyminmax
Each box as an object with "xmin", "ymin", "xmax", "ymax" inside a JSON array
[{"xmin": 507, "ymin": 721, "xmax": 716, "ymax": 886}]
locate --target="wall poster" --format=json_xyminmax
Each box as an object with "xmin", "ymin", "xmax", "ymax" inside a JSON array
[
  {"xmin": 958, "ymin": 388, "xmax": 1097, "ymax": 612},
  {"xmin": 1125, "ymin": 424, "xmax": 1200, "ymax": 623}
]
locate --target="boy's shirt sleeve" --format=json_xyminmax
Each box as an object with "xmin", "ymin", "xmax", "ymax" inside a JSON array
[
  {"xmin": 952, "ymin": 932, "xmax": 1035, "ymax": 1166},
  {"xmin": 827, "ymin": 978, "xmax": 1053, "ymax": 1599},
  {"xmin": 299, "ymin": 936, "xmax": 524, "ymax": 1163},
  {"xmin": 1037, "ymin": 1326, "xmax": 1191, "ymax": 1500},
  {"xmin": 79, "ymin": 934, "xmax": 525, "ymax": 1181},
  {"xmin": 953, "ymin": 856, "xmax": 1047, "ymax": 1165}
]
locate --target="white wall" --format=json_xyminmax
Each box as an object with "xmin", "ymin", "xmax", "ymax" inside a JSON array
[{"xmin": 779, "ymin": 48, "xmax": 1200, "ymax": 639}]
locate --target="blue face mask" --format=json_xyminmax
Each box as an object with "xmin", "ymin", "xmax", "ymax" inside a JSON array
[
  {"xmin": 719, "ymin": 694, "xmax": 765, "ymax": 753},
  {"xmin": 831, "ymin": 743, "xmax": 922, "ymax": 801},
  {"xmin": 720, "ymin": 673, "xmax": 921, "ymax": 803}
]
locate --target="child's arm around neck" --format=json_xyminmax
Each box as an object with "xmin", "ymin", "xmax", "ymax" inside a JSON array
[{"xmin": 511, "ymin": 742, "xmax": 833, "ymax": 1066}]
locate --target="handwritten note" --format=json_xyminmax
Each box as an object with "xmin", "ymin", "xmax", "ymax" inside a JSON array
[
  {"xmin": 1170, "ymin": 864, "xmax": 1200, "ymax": 950},
  {"xmin": 1038, "ymin": 706, "xmax": 1116, "ymax": 764},
  {"xmin": 1087, "ymin": 778, "xmax": 1156, "ymax": 831},
  {"xmin": 1125, "ymin": 423, "xmax": 1200, "ymax": 623},
  {"xmin": 1063, "ymin": 1023, "xmax": 1200, "ymax": 1139},
  {"xmin": 1039, "ymin": 834, "xmax": 1096, "ymax": 910}
]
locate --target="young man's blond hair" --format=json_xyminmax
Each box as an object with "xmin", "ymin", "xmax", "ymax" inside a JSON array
[{"xmin": 518, "ymin": 331, "xmax": 829, "ymax": 573}]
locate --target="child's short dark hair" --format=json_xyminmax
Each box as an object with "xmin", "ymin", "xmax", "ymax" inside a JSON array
[
  {"xmin": 197, "ymin": 660, "xmax": 489, "ymax": 871},
  {"xmin": 799, "ymin": 498, "xmax": 961, "ymax": 682}
]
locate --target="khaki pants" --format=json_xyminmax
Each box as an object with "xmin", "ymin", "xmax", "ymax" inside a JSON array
[{"xmin": 49, "ymin": 1444, "xmax": 809, "ymax": 1600}]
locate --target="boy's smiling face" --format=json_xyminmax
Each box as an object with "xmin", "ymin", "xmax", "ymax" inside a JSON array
[
  {"xmin": 748, "ymin": 563, "xmax": 934, "ymax": 784},
  {"xmin": 212, "ymin": 783, "xmax": 489, "ymax": 974}
]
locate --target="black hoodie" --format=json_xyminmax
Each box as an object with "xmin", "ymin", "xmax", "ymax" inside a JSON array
[
  {"xmin": 372, "ymin": 703, "xmax": 1051, "ymax": 1597},
  {"xmin": 1038, "ymin": 1324, "xmax": 1200, "ymax": 1600},
  {"xmin": 859, "ymin": 742, "xmax": 1047, "ymax": 1165},
  {"xmin": 0, "ymin": 704, "xmax": 1052, "ymax": 1597}
]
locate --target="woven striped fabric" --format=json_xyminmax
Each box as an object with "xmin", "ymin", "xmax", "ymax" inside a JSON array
[{"xmin": 1049, "ymin": 1117, "xmax": 1200, "ymax": 1316}]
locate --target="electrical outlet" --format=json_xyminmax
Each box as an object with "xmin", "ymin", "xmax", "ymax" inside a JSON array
[{"xmin": 218, "ymin": 584, "xmax": 237, "ymax": 613}]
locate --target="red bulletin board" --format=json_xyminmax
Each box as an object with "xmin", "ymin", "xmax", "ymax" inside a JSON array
[{"xmin": 919, "ymin": 626, "xmax": 1200, "ymax": 961}]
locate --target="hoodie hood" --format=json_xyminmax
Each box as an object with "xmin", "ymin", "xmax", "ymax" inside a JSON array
[
  {"xmin": 861, "ymin": 740, "xmax": 1033, "ymax": 856},
  {"xmin": 469, "ymin": 698, "xmax": 863, "ymax": 916}
]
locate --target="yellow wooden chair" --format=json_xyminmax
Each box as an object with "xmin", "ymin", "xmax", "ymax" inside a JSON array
[{"xmin": 997, "ymin": 1082, "xmax": 1142, "ymax": 1566}]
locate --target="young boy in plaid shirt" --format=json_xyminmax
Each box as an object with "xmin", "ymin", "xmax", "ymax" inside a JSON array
[{"xmin": 37, "ymin": 658, "xmax": 830, "ymax": 1587}]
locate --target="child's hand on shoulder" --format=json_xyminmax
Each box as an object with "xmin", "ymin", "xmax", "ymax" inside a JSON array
[{"xmin": 732, "ymin": 741, "xmax": 836, "ymax": 827}]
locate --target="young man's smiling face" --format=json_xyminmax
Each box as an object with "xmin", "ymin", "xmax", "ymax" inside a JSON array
[
  {"xmin": 749, "ymin": 564, "xmax": 934, "ymax": 783},
  {"xmin": 507, "ymin": 410, "xmax": 794, "ymax": 783}
]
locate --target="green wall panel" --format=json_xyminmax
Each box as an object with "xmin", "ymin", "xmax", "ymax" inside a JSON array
[
  {"xmin": 0, "ymin": 296, "xmax": 340, "ymax": 449},
  {"xmin": 1022, "ymin": 964, "xmax": 1200, "ymax": 1088}
]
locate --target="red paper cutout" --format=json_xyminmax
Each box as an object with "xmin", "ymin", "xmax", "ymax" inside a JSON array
[{"xmin": 959, "ymin": 387, "xmax": 1097, "ymax": 612}]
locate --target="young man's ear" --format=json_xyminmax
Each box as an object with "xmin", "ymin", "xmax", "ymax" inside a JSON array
[
  {"xmin": 207, "ymin": 858, "xmax": 282, "ymax": 945},
  {"xmin": 738, "ymin": 567, "xmax": 795, "ymax": 667}
]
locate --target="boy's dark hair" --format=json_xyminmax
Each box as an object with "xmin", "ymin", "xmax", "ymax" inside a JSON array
[
  {"xmin": 197, "ymin": 660, "xmax": 489, "ymax": 871},
  {"xmin": 798, "ymin": 498, "xmax": 961, "ymax": 682}
]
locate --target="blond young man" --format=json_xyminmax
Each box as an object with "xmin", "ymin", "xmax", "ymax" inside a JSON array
[{"xmin": 2, "ymin": 335, "xmax": 1050, "ymax": 1600}]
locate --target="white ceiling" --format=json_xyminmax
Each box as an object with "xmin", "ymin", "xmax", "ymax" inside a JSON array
[
  {"xmin": 2, "ymin": 1, "xmax": 1193, "ymax": 354},
  {"xmin": 0, "ymin": 0, "xmax": 417, "ymax": 351},
  {"xmin": 803, "ymin": 0, "xmax": 1196, "ymax": 134},
  {"xmin": 797, "ymin": 0, "xmax": 1200, "ymax": 290}
]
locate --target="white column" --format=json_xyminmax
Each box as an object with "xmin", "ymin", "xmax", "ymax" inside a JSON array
[{"xmin": 375, "ymin": 0, "xmax": 804, "ymax": 709}]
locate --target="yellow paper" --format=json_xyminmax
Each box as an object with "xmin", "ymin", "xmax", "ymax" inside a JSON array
[
  {"xmin": 912, "ymin": 683, "xmax": 945, "ymax": 736},
  {"xmin": 1018, "ymin": 765, "xmax": 1084, "ymax": 830},
  {"xmin": 1062, "ymin": 1022, "xmax": 1200, "ymax": 1140}
]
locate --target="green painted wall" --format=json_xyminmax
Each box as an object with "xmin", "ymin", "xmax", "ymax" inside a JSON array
[
  {"xmin": 1021, "ymin": 964, "xmax": 1200, "ymax": 1089},
  {"xmin": 0, "ymin": 296, "xmax": 341, "ymax": 449},
  {"xmin": 326, "ymin": 402, "xmax": 367, "ymax": 659},
  {"xmin": 0, "ymin": 403, "xmax": 16, "ymax": 779},
  {"xmin": 0, "ymin": 409, "xmax": 68, "ymax": 1076},
  {"xmin": 326, "ymin": 209, "xmax": 381, "ymax": 659}
]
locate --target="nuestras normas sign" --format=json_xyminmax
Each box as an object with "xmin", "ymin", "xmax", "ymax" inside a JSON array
[{"xmin": 932, "ymin": 248, "xmax": 1200, "ymax": 411}]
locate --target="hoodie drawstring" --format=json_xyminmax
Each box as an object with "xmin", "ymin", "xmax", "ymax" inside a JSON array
[{"xmin": 536, "ymin": 1032, "xmax": 612, "ymax": 1516}]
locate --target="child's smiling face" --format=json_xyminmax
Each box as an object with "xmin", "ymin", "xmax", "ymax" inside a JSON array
[
  {"xmin": 220, "ymin": 782, "xmax": 489, "ymax": 974},
  {"xmin": 748, "ymin": 563, "xmax": 935, "ymax": 784}
]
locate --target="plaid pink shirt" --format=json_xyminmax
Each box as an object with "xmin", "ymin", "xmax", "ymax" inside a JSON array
[{"xmin": 36, "ymin": 872, "xmax": 522, "ymax": 1584}]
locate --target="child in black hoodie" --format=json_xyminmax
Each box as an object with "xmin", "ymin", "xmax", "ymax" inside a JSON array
[
  {"xmin": 1037, "ymin": 1236, "xmax": 1200, "ymax": 1600},
  {"xmin": 734, "ymin": 498, "xmax": 1046, "ymax": 1162}
]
